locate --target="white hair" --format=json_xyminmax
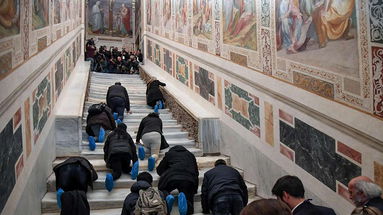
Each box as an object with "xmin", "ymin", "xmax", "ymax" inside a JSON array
[{"xmin": 355, "ymin": 181, "xmax": 382, "ymax": 200}]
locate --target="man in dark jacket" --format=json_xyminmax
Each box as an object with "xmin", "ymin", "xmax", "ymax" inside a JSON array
[
  {"xmin": 104, "ymin": 123, "xmax": 138, "ymax": 191},
  {"xmin": 106, "ymin": 82, "xmax": 131, "ymax": 121},
  {"xmin": 53, "ymin": 157, "xmax": 98, "ymax": 211},
  {"xmin": 201, "ymin": 159, "xmax": 248, "ymax": 215},
  {"xmin": 348, "ymin": 176, "xmax": 383, "ymax": 212},
  {"xmin": 272, "ymin": 175, "xmax": 336, "ymax": 215},
  {"xmin": 86, "ymin": 104, "xmax": 116, "ymax": 150},
  {"xmin": 146, "ymin": 79, "xmax": 166, "ymax": 113},
  {"xmin": 157, "ymin": 145, "xmax": 199, "ymax": 215},
  {"xmin": 121, "ymin": 172, "xmax": 154, "ymax": 215},
  {"xmin": 60, "ymin": 190, "xmax": 90, "ymax": 215},
  {"xmin": 136, "ymin": 112, "xmax": 169, "ymax": 171}
]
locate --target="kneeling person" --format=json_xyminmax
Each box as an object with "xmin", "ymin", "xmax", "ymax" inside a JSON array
[
  {"xmin": 201, "ymin": 159, "xmax": 248, "ymax": 215},
  {"xmin": 104, "ymin": 123, "xmax": 138, "ymax": 191},
  {"xmin": 106, "ymin": 82, "xmax": 131, "ymax": 121}
]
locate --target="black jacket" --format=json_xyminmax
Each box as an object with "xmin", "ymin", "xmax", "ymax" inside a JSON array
[
  {"xmin": 293, "ymin": 200, "xmax": 336, "ymax": 215},
  {"xmin": 146, "ymin": 80, "xmax": 166, "ymax": 107},
  {"xmin": 121, "ymin": 181, "xmax": 151, "ymax": 215},
  {"xmin": 366, "ymin": 197, "xmax": 383, "ymax": 212},
  {"xmin": 86, "ymin": 106, "xmax": 116, "ymax": 136},
  {"xmin": 157, "ymin": 145, "xmax": 199, "ymax": 193},
  {"xmin": 201, "ymin": 164, "xmax": 248, "ymax": 213},
  {"xmin": 60, "ymin": 190, "xmax": 90, "ymax": 215},
  {"xmin": 136, "ymin": 113, "xmax": 169, "ymax": 150},
  {"xmin": 53, "ymin": 157, "xmax": 98, "ymax": 190},
  {"xmin": 107, "ymin": 85, "xmax": 130, "ymax": 111},
  {"xmin": 103, "ymin": 130, "xmax": 138, "ymax": 169}
]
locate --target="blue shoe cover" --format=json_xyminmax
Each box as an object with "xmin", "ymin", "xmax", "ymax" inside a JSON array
[
  {"xmin": 178, "ymin": 192, "xmax": 188, "ymax": 215},
  {"xmin": 98, "ymin": 127, "xmax": 105, "ymax": 142},
  {"xmin": 116, "ymin": 119, "xmax": 122, "ymax": 125},
  {"xmin": 56, "ymin": 188, "xmax": 64, "ymax": 209},
  {"xmin": 159, "ymin": 100, "xmax": 164, "ymax": 109},
  {"xmin": 131, "ymin": 161, "xmax": 139, "ymax": 180},
  {"xmin": 154, "ymin": 104, "xmax": 159, "ymax": 113},
  {"xmin": 113, "ymin": 112, "xmax": 118, "ymax": 120},
  {"xmin": 105, "ymin": 173, "xmax": 114, "ymax": 192},
  {"xmin": 166, "ymin": 195, "xmax": 175, "ymax": 213},
  {"xmin": 88, "ymin": 136, "xmax": 96, "ymax": 151},
  {"xmin": 148, "ymin": 156, "xmax": 156, "ymax": 171},
  {"xmin": 138, "ymin": 146, "xmax": 145, "ymax": 160}
]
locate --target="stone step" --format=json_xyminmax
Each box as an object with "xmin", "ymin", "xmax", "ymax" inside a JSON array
[
  {"xmin": 80, "ymin": 147, "xmax": 204, "ymax": 159},
  {"xmin": 81, "ymin": 125, "xmax": 184, "ymax": 138},
  {"xmin": 81, "ymin": 118, "xmax": 178, "ymax": 128},
  {"xmin": 83, "ymin": 112, "xmax": 174, "ymax": 121},
  {"xmin": 81, "ymin": 139, "xmax": 196, "ymax": 149},
  {"xmin": 47, "ymin": 168, "xmax": 229, "ymax": 192},
  {"xmin": 82, "ymin": 130, "xmax": 189, "ymax": 141},
  {"xmin": 53, "ymin": 156, "xmax": 229, "ymax": 173},
  {"xmin": 83, "ymin": 103, "xmax": 160, "ymax": 110},
  {"xmin": 41, "ymin": 182, "xmax": 256, "ymax": 213}
]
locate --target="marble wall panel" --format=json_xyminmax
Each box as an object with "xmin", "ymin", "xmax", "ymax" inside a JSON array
[
  {"xmin": 216, "ymin": 76, "xmax": 223, "ymax": 110},
  {"xmin": 147, "ymin": 40, "xmax": 153, "ymax": 61},
  {"xmin": 224, "ymin": 81, "xmax": 260, "ymax": 137},
  {"xmin": 65, "ymin": 47, "xmax": 72, "ymax": 80},
  {"xmin": 32, "ymin": 75, "xmax": 52, "ymax": 143},
  {"xmin": 163, "ymin": 48, "xmax": 173, "ymax": 75},
  {"xmin": 154, "ymin": 44, "xmax": 161, "ymax": 67},
  {"xmin": 13, "ymin": 109, "xmax": 22, "ymax": 130},
  {"xmin": 194, "ymin": 65, "xmax": 215, "ymax": 104},
  {"xmin": 175, "ymin": 55, "xmax": 190, "ymax": 86},
  {"xmin": 37, "ymin": 36, "xmax": 48, "ymax": 52},
  {"xmin": 0, "ymin": 119, "xmax": 23, "ymax": 213},
  {"xmin": 55, "ymin": 58, "xmax": 64, "ymax": 99},
  {"xmin": 374, "ymin": 161, "xmax": 383, "ymax": 189},
  {"xmin": 337, "ymin": 141, "xmax": 362, "ymax": 164},
  {"xmin": 0, "ymin": 52, "xmax": 13, "ymax": 80},
  {"xmin": 280, "ymin": 118, "xmax": 361, "ymax": 191},
  {"xmin": 230, "ymin": 52, "xmax": 247, "ymax": 67},
  {"xmin": 15, "ymin": 154, "xmax": 24, "ymax": 180},
  {"xmin": 24, "ymin": 98, "xmax": 32, "ymax": 157},
  {"xmin": 370, "ymin": 0, "xmax": 383, "ymax": 44},
  {"xmin": 264, "ymin": 101, "xmax": 274, "ymax": 146},
  {"xmin": 372, "ymin": 47, "xmax": 383, "ymax": 117},
  {"xmin": 293, "ymin": 72, "xmax": 335, "ymax": 99},
  {"xmin": 280, "ymin": 143, "xmax": 294, "ymax": 162}
]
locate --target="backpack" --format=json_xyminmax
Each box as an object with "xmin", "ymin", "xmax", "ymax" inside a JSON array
[
  {"xmin": 88, "ymin": 103, "xmax": 106, "ymax": 116},
  {"xmin": 134, "ymin": 187, "xmax": 167, "ymax": 215}
]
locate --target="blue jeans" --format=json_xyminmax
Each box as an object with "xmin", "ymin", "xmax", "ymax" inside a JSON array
[
  {"xmin": 212, "ymin": 194, "xmax": 244, "ymax": 215},
  {"xmin": 109, "ymin": 97, "xmax": 125, "ymax": 120}
]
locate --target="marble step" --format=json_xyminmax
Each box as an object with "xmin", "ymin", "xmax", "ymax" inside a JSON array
[
  {"xmin": 81, "ymin": 139, "xmax": 196, "ymax": 150},
  {"xmin": 80, "ymin": 147, "xmax": 203, "ymax": 159},
  {"xmin": 82, "ymin": 130, "xmax": 189, "ymax": 141},
  {"xmin": 83, "ymin": 112, "xmax": 174, "ymax": 121},
  {"xmin": 81, "ymin": 125, "xmax": 184, "ymax": 138},
  {"xmin": 53, "ymin": 156, "xmax": 230, "ymax": 173},
  {"xmin": 83, "ymin": 103, "xmax": 160, "ymax": 110},
  {"xmin": 81, "ymin": 118, "xmax": 178, "ymax": 128},
  {"xmin": 41, "ymin": 182, "xmax": 256, "ymax": 213},
  {"xmin": 47, "ymin": 168, "xmax": 229, "ymax": 192}
]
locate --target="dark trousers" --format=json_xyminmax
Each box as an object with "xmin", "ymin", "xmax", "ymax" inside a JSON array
[
  {"xmin": 109, "ymin": 153, "xmax": 132, "ymax": 180},
  {"xmin": 90, "ymin": 124, "xmax": 101, "ymax": 138},
  {"xmin": 163, "ymin": 180, "xmax": 195, "ymax": 215},
  {"xmin": 212, "ymin": 194, "xmax": 244, "ymax": 215},
  {"xmin": 109, "ymin": 97, "xmax": 125, "ymax": 120},
  {"xmin": 57, "ymin": 163, "xmax": 89, "ymax": 192}
]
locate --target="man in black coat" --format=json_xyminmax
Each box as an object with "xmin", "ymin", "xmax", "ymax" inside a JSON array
[
  {"xmin": 121, "ymin": 172, "xmax": 154, "ymax": 215},
  {"xmin": 157, "ymin": 145, "xmax": 199, "ymax": 215},
  {"xmin": 201, "ymin": 159, "xmax": 248, "ymax": 215},
  {"xmin": 348, "ymin": 176, "xmax": 383, "ymax": 212},
  {"xmin": 271, "ymin": 175, "xmax": 336, "ymax": 215},
  {"xmin": 146, "ymin": 79, "xmax": 166, "ymax": 112},
  {"xmin": 106, "ymin": 82, "xmax": 131, "ymax": 121}
]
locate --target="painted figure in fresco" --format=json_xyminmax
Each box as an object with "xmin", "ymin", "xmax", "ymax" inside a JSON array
[
  {"xmin": 91, "ymin": 1, "xmax": 104, "ymax": 33},
  {"xmin": 176, "ymin": 0, "xmax": 187, "ymax": 33},
  {"xmin": 120, "ymin": 3, "xmax": 131, "ymax": 35},
  {"xmin": 0, "ymin": 0, "xmax": 20, "ymax": 38},
  {"xmin": 146, "ymin": 0, "xmax": 152, "ymax": 25},
  {"xmin": 194, "ymin": 0, "xmax": 212, "ymax": 38},
  {"xmin": 227, "ymin": 0, "xmax": 255, "ymax": 37},
  {"xmin": 33, "ymin": 0, "xmax": 49, "ymax": 29},
  {"xmin": 163, "ymin": 0, "xmax": 172, "ymax": 29}
]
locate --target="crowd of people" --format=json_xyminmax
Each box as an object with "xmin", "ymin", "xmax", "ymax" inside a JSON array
[
  {"xmin": 85, "ymin": 38, "xmax": 143, "ymax": 74},
  {"xmin": 52, "ymin": 67, "xmax": 383, "ymax": 215}
]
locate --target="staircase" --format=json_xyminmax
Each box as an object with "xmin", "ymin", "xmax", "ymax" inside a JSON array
[{"xmin": 41, "ymin": 72, "xmax": 257, "ymax": 214}]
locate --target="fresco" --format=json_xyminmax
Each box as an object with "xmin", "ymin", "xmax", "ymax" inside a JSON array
[
  {"xmin": 146, "ymin": 0, "xmax": 152, "ymax": 25},
  {"xmin": 54, "ymin": 0, "xmax": 61, "ymax": 24},
  {"xmin": 0, "ymin": 119, "xmax": 23, "ymax": 214},
  {"xmin": 224, "ymin": 80, "xmax": 260, "ymax": 136},
  {"xmin": 0, "ymin": 0, "xmax": 20, "ymax": 39},
  {"xmin": 176, "ymin": 56, "xmax": 189, "ymax": 86},
  {"xmin": 33, "ymin": 75, "xmax": 52, "ymax": 143},
  {"xmin": 193, "ymin": 0, "xmax": 213, "ymax": 39},
  {"xmin": 222, "ymin": 0, "xmax": 257, "ymax": 50},
  {"xmin": 32, "ymin": 0, "xmax": 49, "ymax": 30},
  {"xmin": 88, "ymin": 0, "xmax": 133, "ymax": 37},
  {"xmin": 275, "ymin": 0, "xmax": 359, "ymax": 77},
  {"xmin": 163, "ymin": 0, "xmax": 172, "ymax": 31},
  {"xmin": 175, "ymin": 0, "xmax": 187, "ymax": 34},
  {"xmin": 153, "ymin": 0, "xmax": 161, "ymax": 28}
]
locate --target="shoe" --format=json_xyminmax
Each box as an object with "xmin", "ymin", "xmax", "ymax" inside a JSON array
[
  {"xmin": 56, "ymin": 188, "xmax": 64, "ymax": 209},
  {"xmin": 131, "ymin": 161, "xmax": 139, "ymax": 180},
  {"xmin": 116, "ymin": 119, "xmax": 122, "ymax": 125},
  {"xmin": 98, "ymin": 127, "xmax": 105, "ymax": 142},
  {"xmin": 138, "ymin": 146, "xmax": 145, "ymax": 160},
  {"xmin": 166, "ymin": 195, "xmax": 175, "ymax": 213},
  {"xmin": 113, "ymin": 112, "xmax": 118, "ymax": 120},
  {"xmin": 159, "ymin": 100, "xmax": 164, "ymax": 109},
  {"xmin": 105, "ymin": 173, "xmax": 114, "ymax": 192},
  {"xmin": 88, "ymin": 136, "xmax": 96, "ymax": 151},
  {"xmin": 178, "ymin": 192, "xmax": 188, "ymax": 215},
  {"xmin": 154, "ymin": 104, "xmax": 159, "ymax": 113},
  {"xmin": 148, "ymin": 156, "xmax": 155, "ymax": 171}
]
